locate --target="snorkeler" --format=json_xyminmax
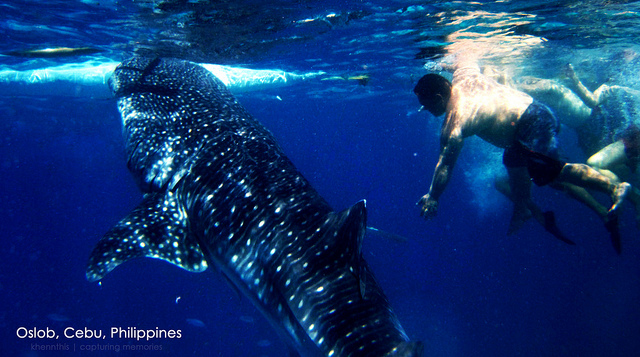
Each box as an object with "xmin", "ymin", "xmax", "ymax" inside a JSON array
[
  {"xmin": 516, "ymin": 65, "xmax": 640, "ymax": 226},
  {"xmin": 563, "ymin": 64, "xmax": 640, "ymax": 180},
  {"xmin": 414, "ymin": 62, "xmax": 631, "ymax": 248},
  {"xmin": 516, "ymin": 65, "xmax": 640, "ymax": 175}
]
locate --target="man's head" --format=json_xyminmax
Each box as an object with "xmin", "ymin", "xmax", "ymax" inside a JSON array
[{"xmin": 413, "ymin": 74, "xmax": 451, "ymax": 117}]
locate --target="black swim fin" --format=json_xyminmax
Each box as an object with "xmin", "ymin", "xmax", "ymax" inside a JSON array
[
  {"xmin": 605, "ymin": 214, "xmax": 622, "ymax": 254},
  {"xmin": 543, "ymin": 211, "xmax": 576, "ymax": 245}
]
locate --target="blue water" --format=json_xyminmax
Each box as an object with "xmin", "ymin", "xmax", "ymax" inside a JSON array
[{"xmin": 1, "ymin": 1, "xmax": 640, "ymax": 356}]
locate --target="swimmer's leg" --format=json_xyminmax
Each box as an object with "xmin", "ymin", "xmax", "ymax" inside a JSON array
[
  {"xmin": 496, "ymin": 176, "xmax": 574, "ymax": 244},
  {"xmin": 505, "ymin": 166, "xmax": 534, "ymax": 235},
  {"xmin": 587, "ymin": 140, "xmax": 628, "ymax": 181},
  {"xmin": 549, "ymin": 182, "xmax": 608, "ymax": 219},
  {"xmin": 496, "ymin": 175, "xmax": 532, "ymax": 228},
  {"xmin": 556, "ymin": 163, "xmax": 630, "ymax": 252},
  {"xmin": 587, "ymin": 140, "xmax": 640, "ymax": 227},
  {"xmin": 557, "ymin": 163, "xmax": 630, "ymax": 214}
]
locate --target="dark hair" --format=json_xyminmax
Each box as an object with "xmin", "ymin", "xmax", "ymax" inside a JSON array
[{"xmin": 413, "ymin": 73, "xmax": 451, "ymax": 116}]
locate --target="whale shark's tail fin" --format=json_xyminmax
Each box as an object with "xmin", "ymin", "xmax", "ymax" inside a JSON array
[{"xmin": 86, "ymin": 191, "xmax": 208, "ymax": 282}]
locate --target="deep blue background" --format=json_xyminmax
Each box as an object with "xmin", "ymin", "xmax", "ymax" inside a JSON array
[
  {"xmin": 1, "ymin": 0, "xmax": 640, "ymax": 355},
  {"xmin": 1, "ymin": 80, "xmax": 639, "ymax": 356}
]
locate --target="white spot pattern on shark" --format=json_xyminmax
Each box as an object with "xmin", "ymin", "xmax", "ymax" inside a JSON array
[{"xmin": 86, "ymin": 57, "xmax": 422, "ymax": 357}]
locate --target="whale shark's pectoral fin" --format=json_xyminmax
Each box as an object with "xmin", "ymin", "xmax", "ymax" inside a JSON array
[{"xmin": 86, "ymin": 191, "xmax": 208, "ymax": 282}]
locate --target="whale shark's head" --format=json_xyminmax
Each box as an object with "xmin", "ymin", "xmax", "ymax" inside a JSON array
[
  {"xmin": 109, "ymin": 57, "xmax": 220, "ymax": 99},
  {"xmin": 108, "ymin": 57, "xmax": 244, "ymax": 192}
]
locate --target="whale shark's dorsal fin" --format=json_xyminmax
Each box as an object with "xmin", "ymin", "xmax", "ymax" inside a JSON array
[
  {"xmin": 86, "ymin": 191, "xmax": 208, "ymax": 282},
  {"xmin": 324, "ymin": 200, "xmax": 368, "ymax": 299}
]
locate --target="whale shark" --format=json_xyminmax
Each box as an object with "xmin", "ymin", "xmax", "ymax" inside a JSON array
[{"xmin": 86, "ymin": 57, "xmax": 423, "ymax": 356}]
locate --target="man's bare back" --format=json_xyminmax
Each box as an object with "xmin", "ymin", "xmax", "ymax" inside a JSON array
[{"xmin": 446, "ymin": 65, "xmax": 533, "ymax": 148}]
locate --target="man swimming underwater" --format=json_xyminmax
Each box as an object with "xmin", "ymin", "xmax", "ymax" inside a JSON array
[{"xmin": 414, "ymin": 61, "xmax": 631, "ymax": 247}]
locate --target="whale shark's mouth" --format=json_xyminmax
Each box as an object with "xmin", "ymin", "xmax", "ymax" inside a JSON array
[
  {"xmin": 110, "ymin": 57, "xmax": 179, "ymax": 98},
  {"xmin": 116, "ymin": 57, "xmax": 161, "ymax": 79}
]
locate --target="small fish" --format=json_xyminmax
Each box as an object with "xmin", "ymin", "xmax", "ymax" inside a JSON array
[
  {"xmin": 186, "ymin": 318, "xmax": 206, "ymax": 328},
  {"xmin": 4, "ymin": 47, "xmax": 103, "ymax": 58},
  {"xmin": 321, "ymin": 74, "xmax": 370, "ymax": 86},
  {"xmin": 47, "ymin": 313, "xmax": 70, "ymax": 322},
  {"xmin": 347, "ymin": 74, "xmax": 370, "ymax": 86},
  {"xmin": 257, "ymin": 339, "xmax": 272, "ymax": 347},
  {"xmin": 366, "ymin": 226, "xmax": 408, "ymax": 243},
  {"xmin": 239, "ymin": 315, "xmax": 255, "ymax": 323}
]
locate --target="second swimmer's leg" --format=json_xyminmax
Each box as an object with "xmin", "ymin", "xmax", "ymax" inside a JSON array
[
  {"xmin": 587, "ymin": 139, "xmax": 640, "ymax": 227},
  {"xmin": 587, "ymin": 140, "xmax": 627, "ymax": 181},
  {"xmin": 556, "ymin": 163, "xmax": 630, "ymax": 214},
  {"xmin": 549, "ymin": 182, "xmax": 608, "ymax": 219}
]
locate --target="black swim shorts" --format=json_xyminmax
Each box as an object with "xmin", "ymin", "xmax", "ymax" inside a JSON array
[{"xmin": 503, "ymin": 100, "xmax": 566, "ymax": 186}]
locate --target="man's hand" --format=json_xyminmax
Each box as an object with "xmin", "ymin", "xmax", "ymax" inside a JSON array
[{"xmin": 418, "ymin": 194, "xmax": 438, "ymax": 219}]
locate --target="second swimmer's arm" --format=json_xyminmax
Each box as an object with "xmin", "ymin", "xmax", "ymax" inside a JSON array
[
  {"xmin": 565, "ymin": 64, "xmax": 600, "ymax": 108},
  {"xmin": 566, "ymin": 64, "xmax": 631, "ymax": 108}
]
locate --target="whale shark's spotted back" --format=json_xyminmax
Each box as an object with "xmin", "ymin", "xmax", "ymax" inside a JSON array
[{"xmin": 87, "ymin": 57, "xmax": 423, "ymax": 356}]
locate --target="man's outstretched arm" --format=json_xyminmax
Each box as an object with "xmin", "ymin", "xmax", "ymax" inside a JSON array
[{"xmin": 418, "ymin": 133, "xmax": 463, "ymax": 219}]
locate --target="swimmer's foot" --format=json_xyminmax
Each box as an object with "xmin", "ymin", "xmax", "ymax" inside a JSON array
[
  {"xmin": 507, "ymin": 207, "xmax": 532, "ymax": 235},
  {"xmin": 609, "ymin": 182, "xmax": 631, "ymax": 214},
  {"xmin": 604, "ymin": 213, "xmax": 622, "ymax": 255}
]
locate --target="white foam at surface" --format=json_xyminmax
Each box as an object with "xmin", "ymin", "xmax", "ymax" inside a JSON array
[{"xmin": 0, "ymin": 60, "xmax": 325, "ymax": 98}]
